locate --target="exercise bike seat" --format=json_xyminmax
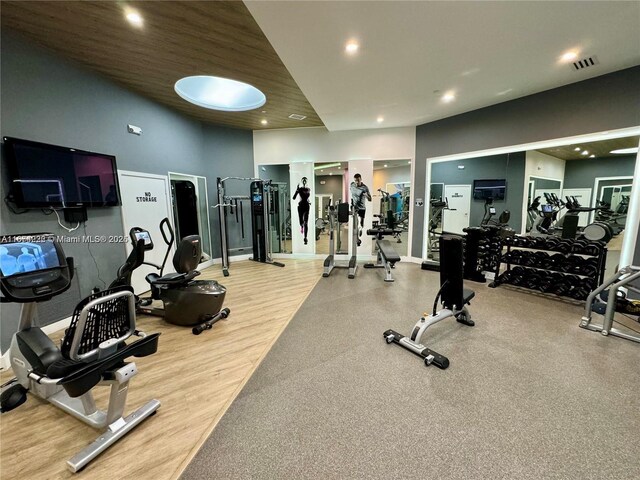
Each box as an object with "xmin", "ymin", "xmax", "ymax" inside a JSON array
[
  {"xmin": 146, "ymin": 270, "xmax": 200, "ymax": 286},
  {"xmin": 57, "ymin": 333, "xmax": 160, "ymax": 398}
]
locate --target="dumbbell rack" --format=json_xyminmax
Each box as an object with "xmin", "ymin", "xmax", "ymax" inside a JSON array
[
  {"xmin": 489, "ymin": 236, "xmax": 607, "ymax": 301},
  {"xmin": 463, "ymin": 226, "xmax": 503, "ymax": 283}
]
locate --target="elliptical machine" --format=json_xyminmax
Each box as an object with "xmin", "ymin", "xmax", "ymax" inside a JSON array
[
  {"xmin": 0, "ymin": 234, "xmax": 160, "ymax": 472},
  {"xmin": 113, "ymin": 218, "xmax": 230, "ymax": 332}
]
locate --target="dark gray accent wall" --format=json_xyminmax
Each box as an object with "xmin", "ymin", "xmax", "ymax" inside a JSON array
[
  {"xmin": 201, "ymin": 124, "xmax": 255, "ymax": 257},
  {"xmin": 259, "ymin": 164, "xmax": 290, "ymax": 185},
  {"xmin": 563, "ymin": 155, "xmax": 636, "ymax": 189},
  {"xmin": 315, "ymin": 175, "xmax": 343, "ymax": 202},
  {"xmin": 431, "ymin": 153, "xmax": 526, "ymax": 229},
  {"xmin": 413, "ymin": 66, "xmax": 640, "ymax": 257},
  {"xmin": 1, "ymin": 31, "xmax": 253, "ymax": 351}
]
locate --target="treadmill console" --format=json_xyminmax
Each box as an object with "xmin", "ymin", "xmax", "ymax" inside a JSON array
[{"xmin": 0, "ymin": 234, "xmax": 72, "ymax": 302}]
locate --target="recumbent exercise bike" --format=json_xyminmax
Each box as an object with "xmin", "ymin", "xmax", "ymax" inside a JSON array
[
  {"xmin": 0, "ymin": 233, "xmax": 160, "ymax": 472},
  {"xmin": 111, "ymin": 218, "xmax": 230, "ymax": 334}
]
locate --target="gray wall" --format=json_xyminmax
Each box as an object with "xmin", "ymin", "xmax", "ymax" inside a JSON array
[
  {"xmin": 259, "ymin": 164, "xmax": 290, "ymax": 185},
  {"xmin": 1, "ymin": 31, "xmax": 253, "ymax": 350},
  {"xmin": 563, "ymin": 155, "xmax": 636, "ymax": 189},
  {"xmin": 431, "ymin": 152, "xmax": 526, "ymax": 229},
  {"xmin": 315, "ymin": 175, "xmax": 343, "ymax": 202},
  {"xmin": 413, "ymin": 66, "xmax": 640, "ymax": 257}
]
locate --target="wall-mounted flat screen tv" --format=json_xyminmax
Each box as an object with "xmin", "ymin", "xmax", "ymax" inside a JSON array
[
  {"xmin": 473, "ymin": 179, "xmax": 506, "ymax": 201},
  {"xmin": 3, "ymin": 137, "xmax": 121, "ymax": 208}
]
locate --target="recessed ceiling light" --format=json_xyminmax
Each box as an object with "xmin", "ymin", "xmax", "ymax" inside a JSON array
[
  {"xmin": 442, "ymin": 91, "xmax": 456, "ymax": 103},
  {"xmin": 581, "ymin": 150, "xmax": 589, "ymax": 155},
  {"xmin": 574, "ymin": 147, "xmax": 581, "ymax": 151},
  {"xmin": 174, "ymin": 76, "xmax": 266, "ymax": 111},
  {"xmin": 377, "ymin": 116, "xmax": 384, "ymax": 123},
  {"xmin": 345, "ymin": 41, "xmax": 359, "ymax": 54},
  {"xmin": 320, "ymin": 170, "xmax": 324, "ymax": 172},
  {"xmin": 589, "ymin": 155, "xmax": 595, "ymax": 158},
  {"xmin": 384, "ymin": 164, "xmax": 388, "ymax": 168},
  {"xmin": 261, "ymin": 119, "xmax": 268, "ymax": 125},
  {"xmin": 560, "ymin": 50, "xmax": 579, "ymax": 63},
  {"xmin": 125, "ymin": 9, "xmax": 144, "ymax": 28},
  {"xmin": 610, "ymin": 147, "xmax": 639, "ymax": 154},
  {"xmin": 408, "ymin": 161, "xmax": 411, "ymax": 164},
  {"xmin": 329, "ymin": 172, "xmax": 333, "ymax": 176}
]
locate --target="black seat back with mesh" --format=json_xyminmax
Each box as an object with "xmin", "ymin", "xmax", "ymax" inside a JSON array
[
  {"xmin": 439, "ymin": 236, "xmax": 464, "ymax": 310},
  {"xmin": 61, "ymin": 285, "xmax": 135, "ymax": 361}
]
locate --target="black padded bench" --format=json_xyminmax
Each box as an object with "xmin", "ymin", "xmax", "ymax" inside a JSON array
[{"xmin": 364, "ymin": 228, "xmax": 402, "ymax": 282}]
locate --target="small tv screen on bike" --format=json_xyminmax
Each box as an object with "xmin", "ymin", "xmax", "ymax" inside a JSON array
[{"xmin": 0, "ymin": 239, "xmax": 60, "ymax": 277}]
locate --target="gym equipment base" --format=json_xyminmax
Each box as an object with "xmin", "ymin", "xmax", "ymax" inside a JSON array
[
  {"xmin": 68, "ymin": 399, "xmax": 160, "ymax": 473},
  {"xmin": 383, "ymin": 329, "xmax": 449, "ymax": 369}
]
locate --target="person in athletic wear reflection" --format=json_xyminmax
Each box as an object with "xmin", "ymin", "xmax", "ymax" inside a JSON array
[
  {"xmin": 293, "ymin": 177, "xmax": 311, "ymax": 245},
  {"xmin": 350, "ymin": 173, "xmax": 372, "ymax": 246}
]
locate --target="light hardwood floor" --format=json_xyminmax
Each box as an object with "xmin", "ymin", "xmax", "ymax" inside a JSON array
[{"xmin": 0, "ymin": 258, "xmax": 323, "ymax": 480}]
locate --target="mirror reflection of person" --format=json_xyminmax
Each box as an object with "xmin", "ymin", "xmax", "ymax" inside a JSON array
[
  {"xmin": 293, "ymin": 177, "xmax": 311, "ymax": 245},
  {"xmin": 17, "ymin": 247, "xmax": 37, "ymax": 272},
  {"xmin": 350, "ymin": 173, "xmax": 371, "ymax": 246},
  {"xmin": 0, "ymin": 246, "xmax": 18, "ymax": 276}
]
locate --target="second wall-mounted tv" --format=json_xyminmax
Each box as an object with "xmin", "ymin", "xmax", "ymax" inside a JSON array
[
  {"xmin": 3, "ymin": 137, "xmax": 121, "ymax": 208},
  {"xmin": 473, "ymin": 179, "xmax": 506, "ymax": 201}
]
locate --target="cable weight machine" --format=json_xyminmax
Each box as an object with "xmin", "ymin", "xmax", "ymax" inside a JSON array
[{"xmin": 214, "ymin": 177, "xmax": 285, "ymax": 276}]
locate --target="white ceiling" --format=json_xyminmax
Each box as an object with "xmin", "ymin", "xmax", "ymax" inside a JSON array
[{"xmin": 245, "ymin": 1, "xmax": 640, "ymax": 131}]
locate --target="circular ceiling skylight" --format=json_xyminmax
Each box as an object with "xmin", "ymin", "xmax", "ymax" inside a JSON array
[{"xmin": 174, "ymin": 76, "xmax": 266, "ymax": 111}]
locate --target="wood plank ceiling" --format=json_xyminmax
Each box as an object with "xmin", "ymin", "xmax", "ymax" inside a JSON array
[
  {"xmin": 1, "ymin": 1, "xmax": 324, "ymax": 130},
  {"xmin": 537, "ymin": 136, "xmax": 639, "ymax": 160}
]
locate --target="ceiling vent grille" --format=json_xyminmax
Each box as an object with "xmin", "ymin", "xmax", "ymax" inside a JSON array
[
  {"xmin": 573, "ymin": 56, "xmax": 599, "ymax": 71},
  {"xmin": 288, "ymin": 114, "xmax": 307, "ymax": 120}
]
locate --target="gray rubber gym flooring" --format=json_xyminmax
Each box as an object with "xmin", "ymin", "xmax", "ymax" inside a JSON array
[{"xmin": 181, "ymin": 263, "xmax": 640, "ymax": 480}]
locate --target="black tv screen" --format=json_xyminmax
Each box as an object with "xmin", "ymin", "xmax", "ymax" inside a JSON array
[
  {"xmin": 473, "ymin": 179, "xmax": 506, "ymax": 201},
  {"xmin": 3, "ymin": 137, "xmax": 121, "ymax": 208}
]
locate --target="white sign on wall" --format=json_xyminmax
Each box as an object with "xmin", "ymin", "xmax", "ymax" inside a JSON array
[{"xmin": 118, "ymin": 170, "xmax": 175, "ymax": 294}]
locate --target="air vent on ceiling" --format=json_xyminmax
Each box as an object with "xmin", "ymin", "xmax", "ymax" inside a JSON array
[
  {"xmin": 288, "ymin": 114, "xmax": 307, "ymax": 120},
  {"xmin": 573, "ymin": 55, "xmax": 599, "ymax": 71}
]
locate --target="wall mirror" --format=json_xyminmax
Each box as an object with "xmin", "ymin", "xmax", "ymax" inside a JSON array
[
  {"xmin": 313, "ymin": 162, "xmax": 348, "ymax": 255},
  {"xmin": 425, "ymin": 152, "xmax": 526, "ymax": 265},
  {"xmin": 424, "ymin": 131, "xmax": 638, "ymax": 280},
  {"xmin": 372, "ymin": 159, "xmax": 412, "ymax": 257},
  {"xmin": 258, "ymin": 164, "xmax": 292, "ymax": 254},
  {"xmin": 168, "ymin": 172, "xmax": 212, "ymax": 262}
]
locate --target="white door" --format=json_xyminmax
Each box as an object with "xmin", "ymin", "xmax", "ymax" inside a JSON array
[
  {"xmin": 118, "ymin": 170, "xmax": 174, "ymax": 294},
  {"xmin": 443, "ymin": 185, "xmax": 471, "ymax": 234}
]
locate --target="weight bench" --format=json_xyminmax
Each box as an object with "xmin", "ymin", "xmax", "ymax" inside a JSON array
[
  {"xmin": 364, "ymin": 228, "xmax": 402, "ymax": 282},
  {"xmin": 384, "ymin": 236, "xmax": 475, "ymax": 368}
]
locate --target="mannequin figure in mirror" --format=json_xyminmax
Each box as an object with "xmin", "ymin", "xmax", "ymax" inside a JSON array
[
  {"xmin": 350, "ymin": 173, "xmax": 372, "ymax": 246},
  {"xmin": 293, "ymin": 177, "xmax": 311, "ymax": 245}
]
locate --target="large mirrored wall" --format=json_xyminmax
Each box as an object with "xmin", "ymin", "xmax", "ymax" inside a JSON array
[
  {"xmin": 313, "ymin": 162, "xmax": 348, "ymax": 255},
  {"xmin": 425, "ymin": 152, "xmax": 526, "ymax": 263},
  {"xmin": 372, "ymin": 159, "xmax": 412, "ymax": 256},
  {"xmin": 425, "ymin": 133, "xmax": 639, "ymax": 278},
  {"xmin": 254, "ymin": 159, "xmax": 413, "ymax": 258}
]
